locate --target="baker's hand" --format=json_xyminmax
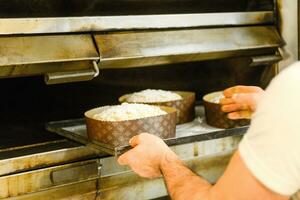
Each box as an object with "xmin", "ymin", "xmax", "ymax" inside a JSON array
[
  {"xmin": 118, "ymin": 133, "xmax": 177, "ymax": 179},
  {"xmin": 220, "ymin": 85, "xmax": 265, "ymax": 120}
]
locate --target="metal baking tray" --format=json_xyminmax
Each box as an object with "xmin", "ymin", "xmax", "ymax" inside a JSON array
[{"xmin": 46, "ymin": 106, "xmax": 248, "ymax": 156}]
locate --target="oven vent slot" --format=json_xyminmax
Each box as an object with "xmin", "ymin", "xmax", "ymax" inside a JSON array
[{"xmin": 94, "ymin": 26, "xmax": 284, "ymax": 69}]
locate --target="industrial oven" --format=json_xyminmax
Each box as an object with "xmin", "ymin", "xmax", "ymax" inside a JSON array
[{"xmin": 0, "ymin": 0, "xmax": 296, "ymax": 199}]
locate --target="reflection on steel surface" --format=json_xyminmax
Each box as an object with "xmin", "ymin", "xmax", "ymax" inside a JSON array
[
  {"xmin": 95, "ymin": 26, "xmax": 283, "ymax": 68},
  {"xmin": 0, "ymin": 12, "xmax": 273, "ymax": 35},
  {"xmin": 3, "ymin": 180, "xmax": 99, "ymax": 200},
  {"xmin": 0, "ymin": 35, "xmax": 99, "ymax": 79},
  {"xmin": 0, "ymin": 142, "xmax": 98, "ymax": 176},
  {"xmin": 0, "ymin": 35, "xmax": 98, "ymax": 67}
]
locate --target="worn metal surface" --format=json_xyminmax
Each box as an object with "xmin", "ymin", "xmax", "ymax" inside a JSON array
[
  {"xmin": 46, "ymin": 106, "xmax": 248, "ymax": 156},
  {"xmin": 95, "ymin": 26, "xmax": 283, "ymax": 69},
  {"xmin": 0, "ymin": 159, "xmax": 101, "ymax": 198},
  {"xmin": 0, "ymin": 34, "xmax": 99, "ymax": 78},
  {"xmin": 0, "ymin": 11, "xmax": 274, "ymax": 35},
  {"xmin": 7, "ymin": 179, "xmax": 98, "ymax": 200},
  {"xmin": 0, "ymin": 35, "xmax": 98, "ymax": 67},
  {"xmin": 0, "ymin": 140, "xmax": 98, "ymax": 176},
  {"xmin": 0, "ymin": 61, "xmax": 98, "ymax": 78}
]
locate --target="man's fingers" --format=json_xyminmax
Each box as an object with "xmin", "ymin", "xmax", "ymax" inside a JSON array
[
  {"xmin": 220, "ymin": 97, "xmax": 235, "ymax": 105},
  {"xmin": 129, "ymin": 132, "xmax": 152, "ymax": 147},
  {"xmin": 221, "ymin": 103, "xmax": 250, "ymax": 113},
  {"xmin": 221, "ymin": 94, "xmax": 257, "ymax": 111},
  {"xmin": 227, "ymin": 111, "xmax": 252, "ymax": 120},
  {"xmin": 232, "ymin": 94, "xmax": 254, "ymax": 104},
  {"xmin": 129, "ymin": 135, "xmax": 140, "ymax": 147},
  {"xmin": 118, "ymin": 149, "xmax": 136, "ymax": 166},
  {"xmin": 117, "ymin": 153, "xmax": 129, "ymax": 166},
  {"xmin": 223, "ymin": 85, "xmax": 262, "ymax": 97}
]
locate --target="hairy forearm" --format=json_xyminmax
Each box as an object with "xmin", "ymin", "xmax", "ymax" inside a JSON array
[{"xmin": 160, "ymin": 152, "xmax": 215, "ymax": 200}]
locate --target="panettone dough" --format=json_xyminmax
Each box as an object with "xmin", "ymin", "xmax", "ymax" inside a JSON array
[
  {"xmin": 93, "ymin": 103, "xmax": 166, "ymax": 121},
  {"xmin": 126, "ymin": 89, "xmax": 182, "ymax": 103}
]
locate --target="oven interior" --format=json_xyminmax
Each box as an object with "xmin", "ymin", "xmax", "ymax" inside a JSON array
[{"xmin": 0, "ymin": 59, "xmax": 276, "ymax": 158}]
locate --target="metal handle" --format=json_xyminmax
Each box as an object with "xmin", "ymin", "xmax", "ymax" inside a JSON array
[
  {"xmin": 50, "ymin": 160, "xmax": 101, "ymax": 185},
  {"xmin": 45, "ymin": 61, "xmax": 99, "ymax": 85},
  {"xmin": 249, "ymin": 54, "xmax": 282, "ymax": 67}
]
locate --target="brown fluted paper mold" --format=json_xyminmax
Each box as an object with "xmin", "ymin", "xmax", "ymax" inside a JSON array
[
  {"xmin": 85, "ymin": 106, "xmax": 177, "ymax": 147},
  {"xmin": 119, "ymin": 91, "xmax": 195, "ymax": 124},
  {"xmin": 203, "ymin": 91, "xmax": 250, "ymax": 129}
]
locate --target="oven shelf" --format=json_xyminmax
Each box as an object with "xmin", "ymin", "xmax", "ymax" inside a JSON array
[{"xmin": 46, "ymin": 106, "xmax": 248, "ymax": 156}]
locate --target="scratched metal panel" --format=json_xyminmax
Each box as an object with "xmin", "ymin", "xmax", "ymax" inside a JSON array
[
  {"xmin": 0, "ymin": 35, "xmax": 99, "ymax": 67},
  {"xmin": 0, "ymin": 61, "xmax": 98, "ymax": 78},
  {"xmin": 0, "ymin": 12, "xmax": 274, "ymax": 35},
  {"xmin": 0, "ymin": 142, "xmax": 98, "ymax": 176},
  {"xmin": 95, "ymin": 26, "xmax": 283, "ymax": 68},
  {"xmin": 7, "ymin": 180, "xmax": 98, "ymax": 200},
  {"xmin": 0, "ymin": 159, "xmax": 100, "ymax": 198}
]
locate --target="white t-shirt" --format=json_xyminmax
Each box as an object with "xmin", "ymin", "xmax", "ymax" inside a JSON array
[{"xmin": 239, "ymin": 62, "xmax": 300, "ymax": 196}]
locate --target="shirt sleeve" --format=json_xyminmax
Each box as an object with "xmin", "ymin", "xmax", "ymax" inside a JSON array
[{"xmin": 239, "ymin": 62, "xmax": 300, "ymax": 196}]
